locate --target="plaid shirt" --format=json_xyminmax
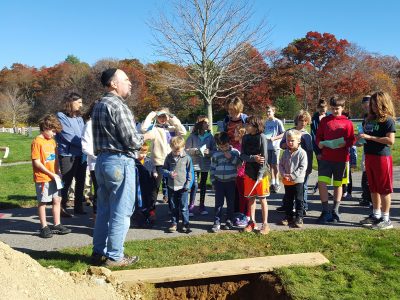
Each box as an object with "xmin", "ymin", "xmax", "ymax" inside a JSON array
[{"xmin": 92, "ymin": 92, "xmax": 143, "ymax": 157}]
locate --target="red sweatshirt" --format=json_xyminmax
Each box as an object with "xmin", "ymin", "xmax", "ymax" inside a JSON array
[{"xmin": 316, "ymin": 115, "xmax": 355, "ymax": 162}]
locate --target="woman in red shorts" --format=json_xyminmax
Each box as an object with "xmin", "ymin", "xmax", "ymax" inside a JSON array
[{"xmin": 358, "ymin": 91, "xmax": 396, "ymax": 230}]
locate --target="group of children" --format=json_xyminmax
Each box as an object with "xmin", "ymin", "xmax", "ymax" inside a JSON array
[{"xmin": 32, "ymin": 91, "xmax": 396, "ymax": 238}]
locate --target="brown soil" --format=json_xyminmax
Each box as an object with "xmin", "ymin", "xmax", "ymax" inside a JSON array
[
  {"xmin": 155, "ymin": 273, "xmax": 291, "ymax": 300},
  {"xmin": 0, "ymin": 241, "xmax": 136, "ymax": 300}
]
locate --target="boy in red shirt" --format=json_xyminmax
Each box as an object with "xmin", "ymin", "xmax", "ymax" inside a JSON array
[
  {"xmin": 316, "ymin": 96, "xmax": 355, "ymax": 224},
  {"xmin": 32, "ymin": 115, "xmax": 71, "ymax": 238}
]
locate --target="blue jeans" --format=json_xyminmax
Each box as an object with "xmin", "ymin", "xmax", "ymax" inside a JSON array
[
  {"xmin": 92, "ymin": 153, "xmax": 136, "ymax": 261},
  {"xmin": 168, "ymin": 188, "xmax": 189, "ymax": 225},
  {"xmin": 214, "ymin": 180, "xmax": 235, "ymax": 225}
]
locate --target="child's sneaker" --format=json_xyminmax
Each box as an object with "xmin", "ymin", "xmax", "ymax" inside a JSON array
[
  {"xmin": 274, "ymin": 184, "xmax": 281, "ymax": 193},
  {"xmin": 168, "ymin": 223, "xmax": 177, "ymax": 232},
  {"xmin": 211, "ymin": 224, "xmax": 220, "ymax": 233},
  {"xmin": 317, "ymin": 211, "xmax": 332, "ymax": 224},
  {"xmin": 360, "ymin": 214, "xmax": 379, "ymax": 227},
  {"xmin": 371, "ymin": 218, "xmax": 393, "ymax": 230},
  {"xmin": 330, "ymin": 211, "xmax": 340, "ymax": 223},
  {"xmin": 51, "ymin": 224, "xmax": 71, "ymax": 235},
  {"xmin": 243, "ymin": 221, "xmax": 256, "ymax": 233},
  {"xmin": 235, "ymin": 218, "xmax": 248, "ymax": 228},
  {"xmin": 40, "ymin": 226, "xmax": 53, "ymax": 238},
  {"xmin": 223, "ymin": 220, "xmax": 234, "ymax": 230},
  {"xmin": 294, "ymin": 217, "xmax": 303, "ymax": 228},
  {"xmin": 259, "ymin": 223, "xmax": 270, "ymax": 235},
  {"xmin": 280, "ymin": 216, "xmax": 293, "ymax": 226}
]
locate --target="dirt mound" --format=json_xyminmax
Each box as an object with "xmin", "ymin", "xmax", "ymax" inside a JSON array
[{"xmin": 0, "ymin": 241, "xmax": 134, "ymax": 300}]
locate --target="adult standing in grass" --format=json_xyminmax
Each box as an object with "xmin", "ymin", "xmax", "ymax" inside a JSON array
[
  {"xmin": 56, "ymin": 92, "xmax": 87, "ymax": 217},
  {"xmin": 91, "ymin": 68, "xmax": 152, "ymax": 267},
  {"xmin": 359, "ymin": 91, "xmax": 396, "ymax": 230}
]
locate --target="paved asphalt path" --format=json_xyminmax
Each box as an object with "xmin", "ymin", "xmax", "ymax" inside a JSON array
[{"xmin": 1, "ymin": 168, "xmax": 399, "ymax": 254}]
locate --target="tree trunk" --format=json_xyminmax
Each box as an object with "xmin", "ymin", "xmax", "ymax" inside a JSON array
[{"xmin": 206, "ymin": 100, "xmax": 214, "ymax": 133}]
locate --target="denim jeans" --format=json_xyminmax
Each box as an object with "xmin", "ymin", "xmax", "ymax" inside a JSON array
[
  {"xmin": 214, "ymin": 180, "xmax": 235, "ymax": 225},
  {"xmin": 168, "ymin": 188, "xmax": 189, "ymax": 225},
  {"xmin": 92, "ymin": 153, "xmax": 136, "ymax": 261}
]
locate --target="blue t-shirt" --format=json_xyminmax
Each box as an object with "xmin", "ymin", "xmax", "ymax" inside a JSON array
[{"xmin": 264, "ymin": 118, "xmax": 285, "ymax": 150}]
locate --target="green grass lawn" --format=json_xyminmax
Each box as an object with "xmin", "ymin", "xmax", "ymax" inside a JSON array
[
  {"xmin": 0, "ymin": 132, "xmax": 39, "ymax": 163},
  {"xmin": 33, "ymin": 229, "xmax": 400, "ymax": 299},
  {"xmin": 0, "ymin": 164, "xmax": 36, "ymax": 209}
]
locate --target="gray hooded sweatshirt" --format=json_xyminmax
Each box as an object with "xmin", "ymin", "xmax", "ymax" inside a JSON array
[{"xmin": 278, "ymin": 147, "xmax": 308, "ymax": 184}]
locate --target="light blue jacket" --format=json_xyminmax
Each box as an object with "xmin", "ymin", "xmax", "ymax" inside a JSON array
[{"xmin": 56, "ymin": 112, "xmax": 84, "ymax": 156}]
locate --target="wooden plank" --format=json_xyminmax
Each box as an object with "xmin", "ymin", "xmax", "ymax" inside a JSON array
[{"xmin": 112, "ymin": 252, "xmax": 329, "ymax": 284}]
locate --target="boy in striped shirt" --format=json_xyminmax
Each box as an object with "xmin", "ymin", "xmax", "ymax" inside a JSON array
[{"xmin": 210, "ymin": 132, "xmax": 241, "ymax": 232}]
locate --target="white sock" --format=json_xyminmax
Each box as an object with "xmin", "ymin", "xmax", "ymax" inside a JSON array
[
  {"xmin": 271, "ymin": 178, "xmax": 276, "ymax": 185},
  {"xmin": 373, "ymin": 209, "xmax": 381, "ymax": 219},
  {"xmin": 382, "ymin": 212, "xmax": 389, "ymax": 222}
]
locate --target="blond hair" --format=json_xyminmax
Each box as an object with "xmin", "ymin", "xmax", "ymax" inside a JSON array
[
  {"xmin": 170, "ymin": 136, "xmax": 185, "ymax": 150},
  {"xmin": 286, "ymin": 129, "xmax": 302, "ymax": 141},
  {"xmin": 369, "ymin": 91, "xmax": 396, "ymax": 122}
]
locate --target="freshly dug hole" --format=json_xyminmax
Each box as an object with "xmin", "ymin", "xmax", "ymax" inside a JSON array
[{"xmin": 154, "ymin": 273, "xmax": 291, "ymax": 300}]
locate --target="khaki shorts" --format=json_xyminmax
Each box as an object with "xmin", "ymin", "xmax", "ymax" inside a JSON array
[{"xmin": 35, "ymin": 181, "xmax": 60, "ymax": 203}]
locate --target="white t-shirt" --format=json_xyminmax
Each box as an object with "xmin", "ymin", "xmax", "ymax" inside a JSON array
[{"xmin": 264, "ymin": 118, "xmax": 285, "ymax": 150}]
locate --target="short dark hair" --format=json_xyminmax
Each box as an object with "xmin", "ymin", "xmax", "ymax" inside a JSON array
[
  {"xmin": 329, "ymin": 95, "xmax": 345, "ymax": 107},
  {"xmin": 214, "ymin": 132, "xmax": 230, "ymax": 145},
  {"xmin": 317, "ymin": 98, "xmax": 327, "ymax": 108},
  {"xmin": 245, "ymin": 115, "xmax": 264, "ymax": 134}
]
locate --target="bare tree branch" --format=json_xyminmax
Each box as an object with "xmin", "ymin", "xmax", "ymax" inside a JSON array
[{"xmin": 149, "ymin": 0, "xmax": 270, "ymax": 126}]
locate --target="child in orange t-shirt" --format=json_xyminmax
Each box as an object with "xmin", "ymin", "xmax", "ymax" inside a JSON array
[{"xmin": 32, "ymin": 115, "xmax": 71, "ymax": 238}]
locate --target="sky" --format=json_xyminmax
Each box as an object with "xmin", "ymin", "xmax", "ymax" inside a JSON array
[{"xmin": 1, "ymin": 0, "xmax": 399, "ymax": 69}]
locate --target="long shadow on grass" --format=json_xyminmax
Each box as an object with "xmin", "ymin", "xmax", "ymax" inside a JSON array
[{"xmin": 13, "ymin": 247, "xmax": 91, "ymax": 265}]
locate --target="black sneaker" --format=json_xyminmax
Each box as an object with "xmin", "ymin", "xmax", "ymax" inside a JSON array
[
  {"xmin": 360, "ymin": 214, "xmax": 379, "ymax": 227},
  {"xmin": 52, "ymin": 224, "xmax": 71, "ymax": 235},
  {"xmin": 182, "ymin": 224, "xmax": 192, "ymax": 233},
  {"xmin": 104, "ymin": 256, "xmax": 140, "ymax": 267},
  {"xmin": 330, "ymin": 211, "xmax": 340, "ymax": 223},
  {"xmin": 317, "ymin": 211, "xmax": 332, "ymax": 224},
  {"xmin": 39, "ymin": 226, "xmax": 53, "ymax": 238},
  {"xmin": 280, "ymin": 216, "xmax": 293, "ymax": 226},
  {"xmin": 270, "ymin": 184, "xmax": 276, "ymax": 193},
  {"xmin": 276, "ymin": 206, "xmax": 285, "ymax": 213},
  {"xmin": 223, "ymin": 220, "xmax": 233, "ymax": 230}
]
